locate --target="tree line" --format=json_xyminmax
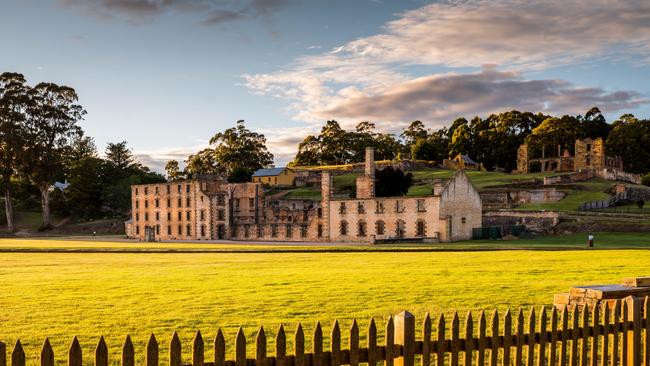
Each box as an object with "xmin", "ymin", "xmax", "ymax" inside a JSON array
[{"xmin": 0, "ymin": 72, "xmax": 164, "ymax": 231}]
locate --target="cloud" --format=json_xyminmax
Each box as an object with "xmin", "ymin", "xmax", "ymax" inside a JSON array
[
  {"xmin": 60, "ymin": 0, "xmax": 288, "ymax": 25},
  {"xmin": 244, "ymin": 0, "xmax": 650, "ymax": 133},
  {"xmin": 316, "ymin": 69, "xmax": 649, "ymax": 130}
]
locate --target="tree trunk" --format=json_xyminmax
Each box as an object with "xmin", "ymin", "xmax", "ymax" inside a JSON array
[
  {"xmin": 39, "ymin": 183, "xmax": 51, "ymax": 230},
  {"xmin": 4, "ymin": 187, "xmax": 15, "ymax": 233}
]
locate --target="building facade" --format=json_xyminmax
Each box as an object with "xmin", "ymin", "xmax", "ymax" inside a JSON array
[
  {"xmin": 251, "ymin": 167, "xmax": 295, "ymax": 186},
  {"xmin": 125, "ymin": 148, "xmax": 482, "ymax": 243}
]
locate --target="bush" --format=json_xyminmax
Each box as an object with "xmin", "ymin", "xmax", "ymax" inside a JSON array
[
  {"xmin": 642, "ymin": 172, "xmax": 650, "ymax": 187},
  {"xmin": 637, "ymin": 200, "xmax": 645, "ymax": 209}
]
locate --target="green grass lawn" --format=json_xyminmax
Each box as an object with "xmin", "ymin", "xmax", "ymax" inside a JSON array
[{"xmin": 1, "ymin": 237, "xmax": 650, "ymax": 365}]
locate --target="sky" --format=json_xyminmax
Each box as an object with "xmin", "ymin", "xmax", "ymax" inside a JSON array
[{"xmin": 2, "ymin": 0, "xmax": 650, "ymax": 173}]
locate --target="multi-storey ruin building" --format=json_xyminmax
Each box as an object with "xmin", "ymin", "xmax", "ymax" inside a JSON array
[
  {"xmin": 125, "ymin": 148, "xmax": 482, "ymax": 243},
  {"xmin": 515, "ymin": 137, "xmax": 623, "ymax": 174}
]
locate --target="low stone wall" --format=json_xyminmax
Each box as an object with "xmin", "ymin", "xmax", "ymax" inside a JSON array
[
  {"xmin": 480, "ymin": 188, "xmax": 565, "ymax": 210},
  {"xmin": 543, "ymin": 170, "xmax": 593, "ymax": 185},
  {"xmin": 595, "ymin": 168, "xmax": 642, "ymax": 185},
  {"xmin": 482, "ymin": 210, "xmax": 560, "ymax": 233}
]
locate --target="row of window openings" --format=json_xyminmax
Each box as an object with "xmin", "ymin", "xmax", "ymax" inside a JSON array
[
  {"xmin": 338, "ymin": 220, "xmax": 427, "ymax": 237},
  {"xmin": 135, "ymin": 196, "xmax": 202, "ymax": 209},
  {"xmin": 136, "ymin": 224, "xmax": 207, "ymax": 237},
  {"xmin": 243, "ymin": 224, "xmax": 308, "ymax": 239},
  {"xmin": 338, "ymin": 200, "xmax": 427, "ymax": 214},
  {"xmin": 234, "ymin": 198, "xmax": 256, "ymax": 210},
  {"xmin": 135, "ymin": 210, "xmax": 209, "ymax": 221},
  {"xmin": 135, "ymin": 184, "xmax": 191, "ymax": 195}
]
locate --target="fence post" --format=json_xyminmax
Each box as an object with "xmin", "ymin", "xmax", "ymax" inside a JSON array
[
  {"xmin": 395, "ymin": 311, "xmax": 415, "ymax": 366},
  {"xmin": 625, "ymin": 296, "xmax": 642, "ymax": 366}
]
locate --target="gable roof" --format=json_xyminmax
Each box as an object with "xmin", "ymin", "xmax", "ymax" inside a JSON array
[
  {"xmin": 252, "ymin": 167, "xmax": 291, "ymax": 177},
  {"xmin": 459, "ymin": 154, "xmax": 478, "ymax": 165}
]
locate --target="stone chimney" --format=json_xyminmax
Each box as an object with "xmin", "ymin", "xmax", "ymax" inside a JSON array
[{"xmin": 356, "ymin": 147, "xmax": 375, "ymax": 199}]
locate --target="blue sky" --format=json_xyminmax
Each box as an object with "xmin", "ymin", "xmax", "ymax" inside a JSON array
[{"xmin": 2, "ymin": 0, "xmax": 650, "ymax": 172}]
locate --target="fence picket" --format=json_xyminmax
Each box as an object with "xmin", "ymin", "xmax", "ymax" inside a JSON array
[
  {"xmin": 477, "ymin": 311, "xmax": 486, "ymax": 366},
  {"xmin": 464, "ymin": 312, "xmax": 473, "ymax": 366},
  {"xmin": 590, "ymin": 304, "xmax": 599, "ymax": 366},
  {"xmin": 369, "ymin": 319, "xmax": 377, "ymax": 366},
  {"xmin": 601, "ymin": 303, "xmax": 610, "ymax": 366},
  {"xmin": 580, "ymin": 306, "xmax": 589, "ymax": 366},
  {"xmin": 12, "ymin": 341, "xmax": 24, "ymax": 366},
  {"xmin": 489, "ymin": 311, "xmax": 498, "ymax": 366},
  {"xmin": 69, "ymin": 337, "xmax": 82, "ymax": 366},
  {"xmin": 386, "ymin": 317, "xmax": 394, "ymax": 366},
  {"xmin": 215, "ymin": 329, "xmax": 225, "ymax": 366},
  {"xmin": 170, "ymin": 332, "xmax": 181, "ymax": 366},
  {"xmin": 332, "ymin": 320, "xmax": 341, "ymax": 366},
  {"xmin": 538, "ymin": 307, "xmax": 547, "ymax": 366},
  {"xmin": 643, "ymin": 296, "xmax": 650, "ymax": 366},
  {"xmin": 612, "ymin": 301, "xmax": 620, "ymax": 366},
  {"xmin": 194, "ymin": 331, "xmax": 204, "ymax": 366},
  {"xmin": 0, "ymin": 340, "xmax": 5, "ymax": 366},
  {"xmin": 437, "ymin": 314, "xmax": 445, "ymax": 366},
  {"xmin": 515, "ymin": 310, "xmax": 524, "ymax": 366},
  {"xmin": 570, "ymin": 306, "xmax": 578, "ymax": 366},
  {"xmin": 549, "ymin": 307, "xmax": 558, "ymax": 366},
  {"xmin": 236, "ymin": 327, "xmax": 246, "ymax": 366},
  {"xmin": 41, "ymin": 338, "xmax": 54, "ymax": 366},
  {"xmin": 526, "ymin": 308, "xmax": 535, "ymax": 366},
  {"xmin": 451, "ymin": 312, "xmax": 459, "ymax": 366},
  {"xmin": 622, "ymin": 301, "xmax": 629, "ymax": 366},
  {"xmin": 296, "ymin": 324, "xmax": 305, "ymax": 366},
  {"xmin": 96, "ymin": 337, "xmax": 108, "ymax": 366},
  {"xmin": 627, "ymin": 296, "xmax": 642, "ymax": 366},
  {"xmin": 276, "ymin": 325, "xmax": 286, "ymax": 366},
  {"xmin": 422, "ymin": 313, "xmax": 431, "ymax": 366},
  {"xmin": 314, "ymin": 322, "xmax": 323, "ymax": 366},
  {"xmin": 503, "ymin": 310, "xmax": 512, "ymax": 366},
  {"xmin": 350, "ymin": 320, "xmax": 359, "ymax": 366},
  {"xmin": 256, "ymin": 327, "xmax": 266, "ymax": 366},
  {"xmin": 560, "ymin": 307, "xmax": 568, "ymax": 366},
  {"xmin": 123, "ymin": 335, "xmax": 134, "ymax": 366},
  {"xmin": 146, "ymin": 334, "xmax": 158, "ymax": 366}
]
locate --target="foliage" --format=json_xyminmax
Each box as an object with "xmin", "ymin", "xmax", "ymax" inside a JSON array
[
  {"xmin": 374, "ymin": 167, "xmax": 413, "ymax": 197},
  {"xmin": 184, "ymin": 148, "xmax": 221, "ymax": 176},
  {"xmin": 606, "ymin": 115, "xmax": 650, "ymax": 174},
  {"xmin": 165, "ymin": 160, "xmax": 184, "ymax": 181},
  {"xmin": 209, "ymin": 120, "xmax": 273, "ymax": 173},
  {"xmin": 637, "ymin": 200, "xmax": 645, "ymax": 209},
  {"xmin": 227, "ymin": 166, "xmax": 252, "ymax": 183},
  {"xmin": 642, "ymin": 172, "xmax": 650, "ymax": 187}
]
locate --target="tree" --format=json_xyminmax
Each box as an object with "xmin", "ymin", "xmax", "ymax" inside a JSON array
[
  {"xmin": 228, "ymin": 166, "xmax": 252, "ymax": 183},
  {"xmin": 105, "ymin": 141, "xmax": 136, "ymax": 171},
  {"xmin": 291, "ymin": 135, "xmax": 321, "ymax": 166},
  {"xmin": 401, "ymin": 121, "xmax": 428, "ymax": 149},
  {"xmin": 0, "ymin": 72, "xmax": 30, "ymax": 232},
  {"xmin": 21, "ymin": 82, "xmax": 86, "ymax": 229},
  {"xmin": 184, "ymin": 149, "xmax": 221, "ymax": 176},
  {"xmin": 606, "ymin": 115, "xmax": 650, "ymax": 174},
  {"xmin": 525, "ymin": 115, "xmax": 581, "ymax": 157},
  {"xmin": 580, "ymin": 107, "xmax": 610, "ymax": 139},
  {"xmin": 209, "ymin": 120, "xmax": 273, "ymax": 173},
  {"xmin": 165, "ymin": 160, "xmax": 184, "ymax": 181},
  {"xmin": 374, "ymin": 167, "xmax": 413, "ymax": 197}
]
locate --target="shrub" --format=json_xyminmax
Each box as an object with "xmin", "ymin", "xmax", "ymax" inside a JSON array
[
  {"xmin": 642, "ymin": 172, "xmax": 650, "ymax": 187},
  {"xmin": 637, "ymin": 200, "xmax": 645, "ymax": 209}
]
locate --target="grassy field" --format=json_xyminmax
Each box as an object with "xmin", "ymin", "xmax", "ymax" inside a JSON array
[{"xmin": 1, "ymin": 236, "xmax": 650, "ymax": 365}]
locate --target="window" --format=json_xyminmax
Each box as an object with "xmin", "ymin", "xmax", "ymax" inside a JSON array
[
  {"xmin": 155, "ymin": 212, "xmax": 160, "ymax": 221},
  {"xmin": 357, "ymin": 202, "xmax": 365, "ymax": 214},
  {"xmin": 167, "ymin": 226, "xmax": 172, "ymax": 235},
  {"xmin": 358, "ymin": 221, "xmax": 367, "ymax": 237},
  {"xmin": 135, "ymin": 188, "xmax": 139, "ymax": 195},
  {"xmin": 395, "ymin": 200, "xmax": 404, "ymax": 213},
  {"xmin": 317, "ymin": 208, "xmax": 323, "ymax": 218},
  {"xmin": 186, "ymin": 224, "xmax": 191, "ymax": 236},
  {"xmin": 136, "ymin": 226, "xmax": 140, "ymax": 235},
  {"xmin": 244, "ymin": 225, "xmax": 250, "ymax": 238},
  {"xmin": 177, "ymin": 184, "xmax": 181, "ymax": 193},
  {"xmin": 235, "ymin": 198, "xmax": 240, "ymax": 209},
  {"xmin": 178, "ymin": 225, "xmax": 182, "ymax": 235},
  {"xmin": 155, "ymin": 186, "xmax": 159, "ymax": 194},
  {"xmin": 417, "ymin": 199, "xmax": 426, "ymax": 212},
  {"xmin": 135, "ymin": 201, "xmax": 139, "ymax": 209},
  {"xmin": 167, "ymin": 198, "xmax": 171, "ymax": 208},
  {"xmin": 461, "ymin": 217, "xmax": 467, "ymax": 224},
  {"xmin": 201, "ymin": 225, "xmax": 206, "ymax": 237},
  {"xmin": 144, "ymin": 213, "xmax": 149, "ymax": 221},
  {"xmin": 416, "ymin": 220, "xmax": 426, "ymax": 236},
  {"xmin": 156, "ymin": 225, "xmax": 160, "ymax": 235},
  {"xmin": 200, "ymin": 210, "xmax": 205, "ymax": 220},
  {"xmin": 166, "ymin": 185, "xmax": 170, "ymax": 194},
  {"xmin": 186, "ymin": 197, "xmax": 191, "ymax": 207},
  {"xmin": 155, "ymin": 199, "xmax": 159, "ymax": 208},
  {"xmin": 285, "ymin": 225, "xmax": 292, "ymax": 238},
  {"xmin": 136, "ymin": 213, "xmax": 139, "ymax": 221},
  {"xmin": 144, "ymin": 187, "xmax": 148, "ymax": 195},
  {"xmin": 200, "ymin": 196, "xmax": 204, "ymax": 202},
  {"xmin": 217, "ymin": 209, "xmax": 225, "ymax": 221},
  {"xmin": 167, "ymin": 212, "xmax": 171, "ymax": 220},
  {"xmin": 396, "ymin": 220, "xmax": 405, "ymax": 238},
  {"xmin": 317, "ymin": 224, "xmax": 323, "ymax": 238},
  {"xmin": 375, "ymin": 220, "xmax": 385, "ymax": 236},
  {"xmin": 339, "ymin": 202, "xmax": 346, "ymax": 214},
  {"xmin": 271, "ymin": 224, "xmax": 278, "ymax": 238},
  {"xmin": 178, "ymin": 198, "xmax": 182, "ymax": 207},
  {"xmin": 340, "ymin": 221, "xmax": 348, "ymax": 236},
  {"xmin": 144, "ymin": 200, "xmax": 148, "ymax": 208},
  {"xmin": 178, "ymin": 212, "xmax": 182, "ymax": 220},
  {"xmin": 186, "ymin": 184, "xmax": 190, "ymax": 193},
  {"xmin": 257, "ymin": 226, "xmax": 264, "ymax": 238},
  {"xmin": 186, "ymin": 211, "xmax": 190, "ymax": 220},
  {"xmin": 249, "ymin": 198, "xmax": 255, "ymax": 208},
  {"xmin": 217, "ymin": 194, "xmax": 225, "ymax": 206},
  {"xmin": 300, "ymin": 225, "xmax": 308, "ymax": 238}
]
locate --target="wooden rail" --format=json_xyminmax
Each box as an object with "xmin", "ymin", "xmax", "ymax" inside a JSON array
[{"xmin": 1, "ymin": 296, "xmax": 648, "ymax": 366}]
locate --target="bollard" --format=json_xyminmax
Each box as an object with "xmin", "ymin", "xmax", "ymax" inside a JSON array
[{"xmin": 588, "ymin": 234, "xmax": 594, "ymax": 247}]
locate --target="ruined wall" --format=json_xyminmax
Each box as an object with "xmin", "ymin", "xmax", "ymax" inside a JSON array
[
  {"xmin": 516, "ymin": 144, "xmax": 529, "ymax": 173},
  {"xmin": 594, "ymin": 169, "xmax": 642, "ymax": 185},
  {"xmin": 439, "ymin": 170, "xmax": 483, "ymax": 241},
  {"xmin": 482, "ymin": 210, "xmax": 560, "ymax": 233},
  {"xmin": 355, "ymin": 148, "xmax": 375, "ymax": 199}
]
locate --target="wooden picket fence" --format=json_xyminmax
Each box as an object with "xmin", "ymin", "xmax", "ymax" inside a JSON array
[{"xmin": 1, "ymin": 296, "xmax": 649, "ymax": 366}]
